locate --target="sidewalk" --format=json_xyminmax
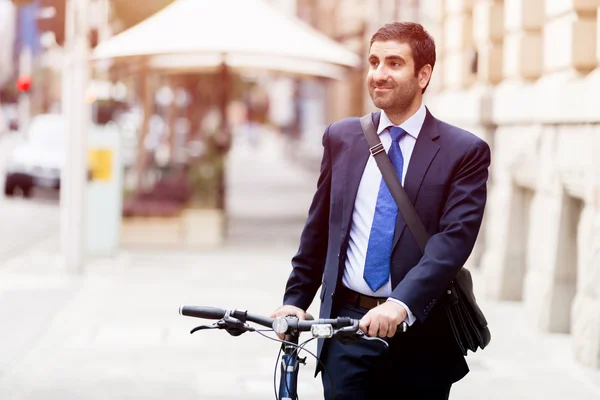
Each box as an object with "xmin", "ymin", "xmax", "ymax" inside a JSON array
[{"xmin": 0, "ymin": 133, "xmax": 598, "ymax": 399}]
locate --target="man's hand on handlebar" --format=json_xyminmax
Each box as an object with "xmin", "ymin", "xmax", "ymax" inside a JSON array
[
  {"xmin": 359, "ymin": 301, "xmax": 407, "ymax": 338},
  {"xmin": 270, "ymin": 305, "xmax": 306, "ymax": 340}
]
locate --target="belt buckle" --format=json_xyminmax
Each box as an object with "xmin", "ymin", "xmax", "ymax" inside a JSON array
[{"xmin": 376, "ymin": 298, "xmax": 386, "ymax": 306}]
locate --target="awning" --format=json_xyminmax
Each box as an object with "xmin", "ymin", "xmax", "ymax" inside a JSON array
[
  {"xmin": 92, "ymin": 0, "xmax": 360, "ymax": 77},
  {"xmin": 147, "ymin": 53, "xmax": 350, "ymax": 80}
]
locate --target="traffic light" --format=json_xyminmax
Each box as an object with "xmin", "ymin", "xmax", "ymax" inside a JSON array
[
  {"xmin": 36, "ymin": 0, "xmax": 66, "ymax": 46},
  {"xmin": 16, "ymin": 75, "xmax": 32, "ymax": 93}
]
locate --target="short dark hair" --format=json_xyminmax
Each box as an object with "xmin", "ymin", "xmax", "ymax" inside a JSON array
[{"xmin": 370, "ymin": 22, "xmax": 436, "ymax": 91}]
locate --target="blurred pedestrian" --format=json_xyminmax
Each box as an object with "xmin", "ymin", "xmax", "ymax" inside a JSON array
[
  {"xmin": 244, "ymin": 86, "xmax": 270, "ymax": 148},
  {"xmin": 271, "ymin": 21, "xmax": 491, "ymax": 399}
]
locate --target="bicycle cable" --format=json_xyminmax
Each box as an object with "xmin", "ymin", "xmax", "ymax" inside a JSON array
[
  {"xmin": 297, "ymin": 338, "xmax": 336, "ymax": 400},
  {"xmin": 254, "ymin": 330, "xmax": 335, "ymax": 400},
  {"xmin": 195, "ymin": 319, "xmax": 338, "ymax": 399},
  {"xmin": 293, "ymin": 337, "xmax": 317, "ymax": 400},
  {"xmin": 273, "ymin": 338, "xmax": 283, "ymax": 400}
]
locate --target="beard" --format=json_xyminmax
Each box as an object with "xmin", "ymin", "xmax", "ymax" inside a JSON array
[{"xmin": 369, "ymin": 78, "xmax": 420, "ymax": 114}]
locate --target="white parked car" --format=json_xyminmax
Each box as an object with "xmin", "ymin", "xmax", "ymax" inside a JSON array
[{"xmin": 4, "ymin": 114, "xmax": 65, "ymax": 197}]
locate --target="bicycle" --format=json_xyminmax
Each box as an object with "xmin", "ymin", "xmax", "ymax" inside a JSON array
[{"xmin": 179, "ymin": 305, "xmax": 408, "ymax": 400}]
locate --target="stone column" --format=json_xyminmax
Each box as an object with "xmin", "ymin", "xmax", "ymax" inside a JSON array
[
  {"xmin": 467, "ymin": 0, "xmax": 504, "ymax": 272},
  {"xmin": 502, "ymin": 0, "xmax": 543, "ymax": 78},
  {"xmin": 479, "ymin": 123, "xmax": 541, "ymax": 300},
  {"xmin": 480, "ymin": 0, "xmax": 544, "ymax": 300},
  {"xmin": 473, "ymin": 0, "xmax": 504, "ymax": 85},
  {"xmin": 522, "ymin": 0, "xmax": 600, "ymax": 335},
  {"xmin": 429, "ymin": 0, "xmax": 501, "ymax": 273},
  {"xmin": 570, "ymin": 7, "xmax": 600, "ymax": 366},
  {"xmin": 542, "ymin": 0, "xmax": 598, "ymax": 74},
  {"xmin": 419, "ymin": 0, "xmax": 445, "ymax": 94},
  {"xmin": 535, "ymin": 0, "xmax": 600, "ymax": 124},
  {"xmin": 428, "ymin": 0, "xmax": 478, "ymax": 125},
  {"xmin": 571, "ymin": 194, "xmax": 600, "ymax": 368},
  {"xmin": 442, "ymin": 0, "xmax": 476, "ymax": 89},
  {"xmin": 521, "ymin": 127, "xmax": 568, "ymax": 333},
  {"xmin": 492, "ymin": 0, "xmax": 544, "ymax": 122}
]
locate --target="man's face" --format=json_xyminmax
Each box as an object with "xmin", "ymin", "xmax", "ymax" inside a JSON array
[{"xmin": 367, "ymin": 40, "xmax": 425, "ymax": 113}]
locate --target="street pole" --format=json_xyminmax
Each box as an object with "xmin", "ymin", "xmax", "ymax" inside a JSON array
[
  {"xmin": 60, "ymin": 0, "xmax": 90, "ymax": 274},
  {"xmin": 17, "ymin": 46, "xmax": 31, "ymax": 137}
]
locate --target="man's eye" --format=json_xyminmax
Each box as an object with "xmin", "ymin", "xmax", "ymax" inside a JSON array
[
  {"xmin": 370, "ymin": 61, "xmax": 379, "ymax": 66},
  {"xmin": 392, "ymin": 62, "xmax": 401, "ymax": 67}
]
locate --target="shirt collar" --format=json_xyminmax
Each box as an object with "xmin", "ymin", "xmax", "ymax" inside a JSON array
[{"xmin": 377, "ymin": 103, "xmax": 427, "ymax": 139}]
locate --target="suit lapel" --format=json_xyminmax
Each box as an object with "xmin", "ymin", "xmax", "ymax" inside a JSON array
[
  {"xmin": 340, "ymin": 112, "xmax": 381, "ymax": 241},
  {"xmin": 392, "ymin": 108, "xmax": 441, "ymax": 250}
]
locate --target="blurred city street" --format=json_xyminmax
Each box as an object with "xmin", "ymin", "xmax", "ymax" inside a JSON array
[
  {"xmin": 0, "ymin": 135, "xmax": 597, "ymax": 400},
  {"xmin": 2, "ymin": 0, "xmax": 600, "ymax": 398}
]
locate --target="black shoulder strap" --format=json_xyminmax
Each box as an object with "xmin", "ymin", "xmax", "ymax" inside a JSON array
[{"xmin": 359, "ymin": 113, "xmax": 430, "ymax": 253}]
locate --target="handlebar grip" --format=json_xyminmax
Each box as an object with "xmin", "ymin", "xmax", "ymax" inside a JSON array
[
  {"xmin": 399, "ymin": 321, "xmax": 408, "ymax": 333},
  {"xmin": 179, "ymin": 306, "xmax": 226, "ymax": 320}
]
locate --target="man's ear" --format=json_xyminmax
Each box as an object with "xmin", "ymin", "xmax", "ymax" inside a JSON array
[{"xmin": 418, "ymin": 64, "xmax": 433, "ymax": 90}]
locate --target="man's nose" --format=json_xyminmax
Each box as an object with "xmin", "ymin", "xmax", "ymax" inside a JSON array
[{"xmin": 373, "ymin": 65, "xmax": 389, "ymax": 83}]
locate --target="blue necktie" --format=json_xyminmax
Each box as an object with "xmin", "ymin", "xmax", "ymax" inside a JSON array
[{"xmin": 363, "ymin": 126, "xmax": 407, "ymax": 292}]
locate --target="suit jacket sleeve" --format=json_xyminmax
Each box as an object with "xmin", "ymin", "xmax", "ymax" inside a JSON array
[
  {"xmin": 282, "ymin": 125, "xmax": 332, "ymax": 311},
  {"xmin": 391, "ymin": 139, "xmax": 491, "ymax": 322}
]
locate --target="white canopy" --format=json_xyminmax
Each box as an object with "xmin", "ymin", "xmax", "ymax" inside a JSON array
[
  {"xmin": 92, "ymin": 0, "xmax": 361, "ymax": 78},
  {"xmin": 146, "ymin": 53, "xmax": 350, "ymax": 80}
]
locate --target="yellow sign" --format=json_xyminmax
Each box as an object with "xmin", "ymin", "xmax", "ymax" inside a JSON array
[{"xmin": 88, "ymin": 149, "xmax": 113, "ymax": 181}]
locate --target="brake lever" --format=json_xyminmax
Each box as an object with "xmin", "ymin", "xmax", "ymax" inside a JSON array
[
  {"xmin": 189, "ymin": 315, "xmax": 250, "ymax": 337},
  {"xmin": 190, "ymin": 323, "xmax": 220, "ymax": 334},
  {"xmin": 333, "ymin": 321, "xmax": 390, "ymax": 349},
  {"xmin": 355, "ymin": 329, "xmax": 390, "ymax": 349}
]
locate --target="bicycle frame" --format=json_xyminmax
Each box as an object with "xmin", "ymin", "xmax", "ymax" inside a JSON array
[{"xmin": 278, "ymin": 331, "xmax": 303, "ymax": 400}]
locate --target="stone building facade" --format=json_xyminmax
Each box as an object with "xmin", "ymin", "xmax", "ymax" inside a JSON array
[
  {"xmin": 423, "ymin": 0, "xmax": 600, "ymax": 370},
  {"xmin": 282, "ymin": 0, "xmax": 600, "ymax": 370}
]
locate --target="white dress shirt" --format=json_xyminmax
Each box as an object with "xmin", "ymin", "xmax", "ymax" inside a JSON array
[{"xmin": 341, "ymin": 103, "xmax": 427, "ymax": 326}]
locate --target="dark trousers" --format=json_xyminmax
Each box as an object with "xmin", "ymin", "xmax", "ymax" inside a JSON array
[{"xmin": 320, "ymin": 302, "xmax": 452, "ymax": 400}]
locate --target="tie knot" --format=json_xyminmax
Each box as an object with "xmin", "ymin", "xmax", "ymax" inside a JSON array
[{"xmin": 390, "ymin": 126, "xmax": 407, "ymax": 142}]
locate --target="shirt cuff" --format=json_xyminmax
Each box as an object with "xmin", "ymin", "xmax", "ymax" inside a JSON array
[{"xmin": 386, "ymin": 298, "xmax": 416, "ymax": 326}]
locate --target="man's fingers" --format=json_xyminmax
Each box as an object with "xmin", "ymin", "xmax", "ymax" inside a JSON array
[
  {"xmin": 359, "ymin": 314, "xmax": 371, "ymax": 333},
  {"xmin": 387, "ymin": 325, "xmax": 396, "ymax": 338},
  {"xmin": 270, "ymin": 306, "xmax": 306, "ymax": 320},
  {"xmin": 368, "ymin": 319, "xmax": 380, "ymax": 337},
  {"xmin": 378, "ymin": 322, "xmax": 388, "ymax": 338}
]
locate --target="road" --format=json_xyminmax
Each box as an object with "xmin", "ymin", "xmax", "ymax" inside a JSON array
[
  {"xmin": 0, "ymin": 197, "xmax": 59, "ymax": 262},
  {"xmin": 0, "ymin": 133, "xmax": 60, "ymax": 263}
]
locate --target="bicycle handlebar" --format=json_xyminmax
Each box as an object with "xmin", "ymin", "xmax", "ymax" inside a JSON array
[
  {"xmin": 179, "ymin": 305, "xmax": 356, "ymax": 332},
  {"xmin": 180, "ymin": 305, "xmax": 225, "ymax": 320},
  {"xmin": 179, "ymin": 305, "xmax": 408, "ymax": 338}
]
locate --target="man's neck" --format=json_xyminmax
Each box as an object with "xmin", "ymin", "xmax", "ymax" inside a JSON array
[{"xmin": 384, "ymin": 98, "xmax": 423, "ymax": 126}]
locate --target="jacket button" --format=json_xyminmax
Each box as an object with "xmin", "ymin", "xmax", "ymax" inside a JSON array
[{"xmin": 331, "ymin": 293, "xmax": 334, "ymax": 299}]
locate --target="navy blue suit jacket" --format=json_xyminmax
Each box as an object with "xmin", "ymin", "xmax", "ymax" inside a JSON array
[{"xmin": 282, "ymin": 108, "xmax": 491, "ymax": 384}]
